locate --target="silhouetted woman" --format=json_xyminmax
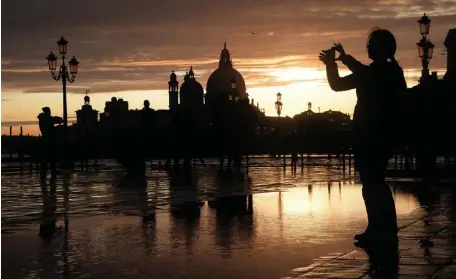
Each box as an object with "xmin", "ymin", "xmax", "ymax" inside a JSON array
[{"xmin": 319, "ymin": 28, "xmax": 407, "ymax": 245}]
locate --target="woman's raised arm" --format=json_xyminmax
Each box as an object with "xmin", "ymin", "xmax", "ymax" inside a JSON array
[{"xmin": 325, "ymin": 61, "xmax": 357, "ymax": 92}]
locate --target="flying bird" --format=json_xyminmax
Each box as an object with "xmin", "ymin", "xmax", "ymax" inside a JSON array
[{"xmin": 249, "ymin": 32, "xmax": 261, "ymax": 35}]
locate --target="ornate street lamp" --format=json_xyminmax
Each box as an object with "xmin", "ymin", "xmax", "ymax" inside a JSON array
[
  {"xmin": 275, "ymin": 92, "xmax": 283, "ymax": 118},
  {"xmin": 417, "ymin": 37, "xmax": 435, "ymax": 61},
  {"xmin": 416, "ymin": 14, "xmax": 435, "ymax": 82},
  {"xmin": 418, "ymin": 13, "xmax": 431, "ymax": 35},
  {"xmin": 46, "ymin": 36, "xmax": 79, "ymax": 128}
]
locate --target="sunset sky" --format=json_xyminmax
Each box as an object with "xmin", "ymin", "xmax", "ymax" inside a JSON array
[{"xmin": 2, "ymin": 0, "xmax": 455, "ymax": 135}]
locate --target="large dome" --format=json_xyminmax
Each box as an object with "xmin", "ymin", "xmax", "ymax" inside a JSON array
[
  {"xmin": 206, "ymin": 43, "xmax": 247, "ymax": 103},
  {"xmin": 207, "ymin": 67, "xmax": 247, "ymax": 98}
]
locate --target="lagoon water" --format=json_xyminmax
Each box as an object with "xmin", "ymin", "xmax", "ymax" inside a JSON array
[{"xmin": 2, "ymin": 158, "xmax": 420, "ymax": 279}]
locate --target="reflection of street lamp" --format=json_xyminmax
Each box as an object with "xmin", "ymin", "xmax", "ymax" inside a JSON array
[
  {"xmin": 275, "ymin": 92, "xmax": 283, "ymax": 118},
  {"xmin": 416, "ymin": 14, "xmax": 435, "ymax": 82},
  {"xmin": 46, "ymin": 36, "xmax": 79, "ymax": 128}
]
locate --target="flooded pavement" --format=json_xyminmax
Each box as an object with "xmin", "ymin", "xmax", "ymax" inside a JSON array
[{"xmin": 2, "ymin": 159, "xmax": 423, "ymax": 279}]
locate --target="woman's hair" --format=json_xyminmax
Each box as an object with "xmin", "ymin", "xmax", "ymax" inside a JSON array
[{"xmin": 366, "ymin": 27, "xmax": 397, "ymax": 60}]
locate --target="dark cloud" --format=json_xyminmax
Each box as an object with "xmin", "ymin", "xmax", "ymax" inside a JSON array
[{"xmin": 2, "ymin": 0, "xmax": 455, "ymax": 95}]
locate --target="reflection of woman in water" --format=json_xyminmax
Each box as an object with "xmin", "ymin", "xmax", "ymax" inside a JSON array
[{"xmin": 319, "ymin": 28, "xmax": 407, "ymax": 245}]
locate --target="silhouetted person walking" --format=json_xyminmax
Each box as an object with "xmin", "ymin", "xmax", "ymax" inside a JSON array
[
  {"xmin": 320, "ymin": 28, "xmax": 407, "ymax": 245},
  {"xmin": 38, "ymin": 107, "xmax": 63, "ymax": 179},
  {"xmin": 141, "ymin": 100, "xmax": 155, "ymax": 156}
]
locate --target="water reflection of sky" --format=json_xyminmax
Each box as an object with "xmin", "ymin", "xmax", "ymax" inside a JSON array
[{"xmin": 2, "ymin": 161, "xmax": 420, "ymax": 279}]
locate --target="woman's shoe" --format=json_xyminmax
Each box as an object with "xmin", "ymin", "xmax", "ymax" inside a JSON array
[
  {"xmin": 355, "ymin": 231, "xmax": 398, "ymax": 248},
  {"xmin": 354, "ymin": 231, "xmax": 370, "ymax": 241}
]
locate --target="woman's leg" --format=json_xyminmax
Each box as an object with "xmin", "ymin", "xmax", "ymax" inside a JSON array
[
  {"xmin": 358, "ymin": 151, "xmax": 397, "ymax": 241},
  {"xmin": 356, "ymin": 152, "xmax": 375, "ymax": 235}
]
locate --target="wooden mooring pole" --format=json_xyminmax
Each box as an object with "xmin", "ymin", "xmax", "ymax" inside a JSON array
[
  {"xmin": 342, "ymin": 149, "xmax": 346, "ymax": 173},
  {"xmin": 19, "ymin": 126, "xmax": 23, "ymax": 173},
  {"xmin": 9, "ymin": 126, "xmax": 13, "ymax": 158}
]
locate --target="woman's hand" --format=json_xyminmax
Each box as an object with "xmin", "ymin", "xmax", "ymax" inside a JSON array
[
  {"xmin": 333, "ymin": 42, "xmax": 347, "ymax": 61},
  {"xmin": 319, "ymin": 48, "xmax": 336, "ymax": 65}
]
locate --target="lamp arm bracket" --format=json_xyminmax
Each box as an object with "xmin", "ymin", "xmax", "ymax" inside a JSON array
[
  {"xmin": 65, "ymin": 67, "xmax": 76, "ymax": 83},
  {"xmin": 51, "ymin": 71, "xmax": 61, "ymax": 81},
  {"xmin": 67, "ymin": 74, "xmax": 76, "ymax": 83}
]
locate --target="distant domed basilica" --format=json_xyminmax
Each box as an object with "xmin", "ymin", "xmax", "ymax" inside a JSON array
[
  {"xmin": 96, "ymin": 43, "xmax": 252, "ymax": 129},
  {"xmin": 206, "ymin": 42, "xmax": 247, "ymax": 105},
  {"xmin": 168, "ymin": 42, "xmax": 247, "ymax": 109}
]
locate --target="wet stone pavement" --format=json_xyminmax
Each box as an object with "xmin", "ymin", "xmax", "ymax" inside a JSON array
[
  {"xmin": 1, "ymin": 158, "xmax": 456, "ymax": 279},
  {"xmin": 288, "ymin": 185, "xmax": 456, "ymax": 279}
]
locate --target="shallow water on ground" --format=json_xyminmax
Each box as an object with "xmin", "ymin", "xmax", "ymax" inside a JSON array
[{"xmin": 2, "ymin": 159, "xmax": 421, "ymax": 279}]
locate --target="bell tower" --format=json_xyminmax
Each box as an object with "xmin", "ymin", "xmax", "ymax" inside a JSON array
[
  {"xmin": 76, "ymin": 90, "xmax": 98, "ymax": 127},
  {"xmin": 169, "ymin": 70, "xmax": 179, "ymax": 110}
]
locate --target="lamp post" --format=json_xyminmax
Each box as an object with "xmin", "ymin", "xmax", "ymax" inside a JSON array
[
  {"xmin": 275, "ymin": 92, "xmax": 283, "ymax": 119},
  {"xmin": 46, "ymin": 36, "xmax": 79, "ymax": 128},
  {"xmin": 328, "ymin": 109, "xmax": 334, "ymax": 122},
  {"xmin": 417, "ymin": 14, "xmax": 435, "ymax": 83}
]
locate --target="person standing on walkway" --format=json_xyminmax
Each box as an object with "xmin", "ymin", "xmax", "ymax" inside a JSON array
[
  {"xmin": 38, "ymin": 107, "xmax": 63, "ymax": 179},
  {"xmin": 319, "ymin": 28, "xmax": 407, "ymax": 245}
]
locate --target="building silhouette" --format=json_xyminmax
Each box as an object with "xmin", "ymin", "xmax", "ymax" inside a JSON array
[{"xmin": 75, "ymin": 95, "xmax": 98, "ymax": 128}]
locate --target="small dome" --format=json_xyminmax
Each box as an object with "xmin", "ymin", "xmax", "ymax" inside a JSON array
[
  {"xmin": 180, "ymin": 74, "xmax": 204, "ymax": 108},
  {"xmin": 111, "ymin": 97, "xmax": 117, "ymax": 102},
  {"xmin": 84, "ymin": 95, "xmax": 90, "ymax": 103},
  {"xmin": 180, "ymin": 78, "xmax": 204, "ymax": 96}
]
